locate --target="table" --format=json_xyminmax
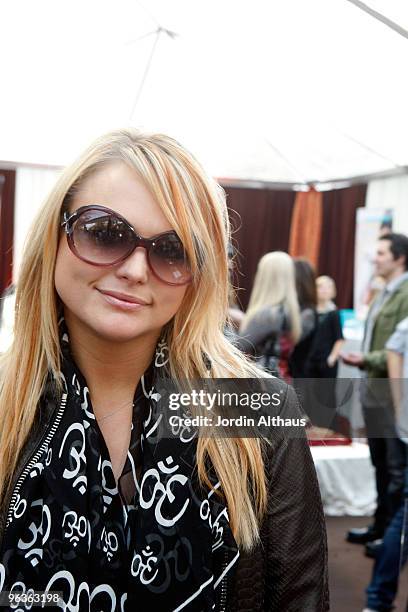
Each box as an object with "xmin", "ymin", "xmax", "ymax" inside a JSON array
[{"xmin": 310, "ymin": 442, "xmax": 376, "ymax": 516}]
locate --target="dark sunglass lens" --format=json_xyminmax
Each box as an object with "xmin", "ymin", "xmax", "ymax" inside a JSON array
[
  {"xmin": 73, "ymin": 210, "xmax": 134, "ymax": 264},
  {"xmin": 150, "ymin": 233, "xmax": 191, "ymax": 284}
]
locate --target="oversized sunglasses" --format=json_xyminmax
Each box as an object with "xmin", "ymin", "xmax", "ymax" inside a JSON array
[{"xmin": 61, "ymin": 205, "xmax": 192, "ymax": 286}]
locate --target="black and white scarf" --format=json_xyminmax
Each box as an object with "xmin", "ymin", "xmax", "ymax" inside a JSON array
[{"xmin": 0, "ymin": 329, "xmax": 239, "ymax": 611}]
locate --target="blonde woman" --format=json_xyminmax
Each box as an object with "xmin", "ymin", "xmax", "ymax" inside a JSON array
[
  {"xmin": 0, "ymin": 130, "xmax": 328, "ymax": 611},
  {"xmin": 238, "ymin": 251, "xmax": 301, "ymax": 381}
]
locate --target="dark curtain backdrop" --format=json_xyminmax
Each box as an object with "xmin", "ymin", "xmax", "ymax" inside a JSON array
[
  {"xmin": 0, "ymin": 169, "xmax": 15, "ymax": 296},
  {"xmin": 224, "ymin": 185, "xmax": 296, "ymax": 310},
  {"xmin": 318, "ymin": 185, "xmax": 367, "ymax": 309},
  {"xmin": 224, "ymin": 183, "xmax": 366, "ymax": 312}
]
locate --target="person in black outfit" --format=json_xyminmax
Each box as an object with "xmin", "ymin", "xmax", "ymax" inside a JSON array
[
  {"xmin": 311, "ymin": 275, "xmax": 344, "ymax": 377},
  {"xmin": 308, "ymin": 276, "xmax": 345, "ymax": 430},
  {"xmin": 289, "ymin": 258, "xmax": 318, "ymax": 379},
  {"xmin": 288, "ymin": 259, "xmax": 322, "ymax": 424},
  {"xmin": 309, "ymin": 310, "xmax": 343, "ymax": 377}
]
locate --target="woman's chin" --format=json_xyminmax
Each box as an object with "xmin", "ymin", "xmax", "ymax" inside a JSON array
[
  {"xmin": 92, "ymin": 323, "xmax": 152, "ymax": 344},
  {"xmin": 73, "ymin": 312, "xmax": 153, "ymax": 344}
]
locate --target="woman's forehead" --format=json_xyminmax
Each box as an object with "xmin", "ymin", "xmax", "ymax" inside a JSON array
[{"xmin": 71, "ymin": 161, "xmax": 174, "ymax": 236}]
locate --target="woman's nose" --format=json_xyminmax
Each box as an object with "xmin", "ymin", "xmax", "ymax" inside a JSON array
[{"xmin": 114, "ymin": 247, "xmax": 150, "ymax": 283}]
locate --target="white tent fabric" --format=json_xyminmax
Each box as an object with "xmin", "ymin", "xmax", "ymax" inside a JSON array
[{"xmin": 1, "ymin": 0, "xmax": 408, "ymax": 183}]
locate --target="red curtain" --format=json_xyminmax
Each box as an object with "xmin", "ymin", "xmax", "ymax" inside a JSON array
[
  {"xmin": 0, "ymin": 169, "xmax": 15, "ymax": 295},
  {"xmin": 318, "ymin": 185, "xmax": 367, "ymax": 309},
  {"xmin": 224, "ymin": 185, "xmax": 296, "ymax": 310}
]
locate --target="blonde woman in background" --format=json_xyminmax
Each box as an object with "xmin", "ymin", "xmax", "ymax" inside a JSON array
[
  {"xmin": 0, "ymin": 130, "xmax": 328, "ymax": 611},
  {"xmin": 238, "ymin": 251, "xmax": 301, "ymax": 381}
]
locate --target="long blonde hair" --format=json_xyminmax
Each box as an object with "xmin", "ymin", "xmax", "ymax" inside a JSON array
[
  {"xmin": 0, "ymin": 129, "xmax": 268, "ymax": 550},
  {"xmin": 242, "ymin": 251, "xmax": 301, "ymax": 342}
]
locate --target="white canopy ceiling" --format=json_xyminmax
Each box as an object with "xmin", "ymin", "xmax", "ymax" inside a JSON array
[{"xmin": 1, "ymin": 0, "xmax": 408, "ymax": 183}]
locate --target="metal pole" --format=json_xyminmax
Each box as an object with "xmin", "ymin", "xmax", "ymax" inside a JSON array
[
  {"xmin": 345, "ymin": 0, "xmax": 408, "ymax": 40},
  {"xmin": 129, "ymin": 28, "xmax": 162, "ymax": 120}
]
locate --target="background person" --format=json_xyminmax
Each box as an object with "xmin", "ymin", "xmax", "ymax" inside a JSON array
[
  {"xmin": 289, "ymin": 258, "xmax": 318, "ymax": 379},
  {"xmin": 342, "ymin": 233, "xmax": 408, "ymax": 556},
  {"xmin": 362, "ymin": 317, "xmax": 408, "ymax": 612},
  {"xmin": 308, "ymin": 276, "xmax": 345, "ymax": 431},
  {"xmin": 238, "ymin": 251, "xmax": 301, "ymax": 381},
  {"xmin": 310, "ymin": 275, "xmax": 344, "ymax": 378},
  {"xmin": 316, "ymin": 275, "xmax": 337, "ymax": 315}
]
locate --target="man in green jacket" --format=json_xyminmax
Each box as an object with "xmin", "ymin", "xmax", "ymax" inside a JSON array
[{"xmin": 342, "ymin": 233, "xmax": 408, "ymax": 552}]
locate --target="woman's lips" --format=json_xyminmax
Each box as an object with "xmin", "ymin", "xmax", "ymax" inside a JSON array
[{"xmin": 97, "ymin": 289, "xmax": 150, "ymax": 311}]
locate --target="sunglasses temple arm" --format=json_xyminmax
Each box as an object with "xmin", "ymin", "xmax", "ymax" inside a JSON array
[{"xmin": 61, "ymin": 210, "xmax": 78, "ymax": 231}]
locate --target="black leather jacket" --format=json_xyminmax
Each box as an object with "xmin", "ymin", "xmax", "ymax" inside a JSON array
[{"xmin": 0, "ymin": 383, "xmax": 329, "ymax": 611}]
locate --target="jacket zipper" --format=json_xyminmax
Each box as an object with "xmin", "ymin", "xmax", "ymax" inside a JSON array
[
  {"xmin": 219, "ymin": 574, "xmax": 228, "ymax": 612},
  {"xmin": 219, "ymin": 551, "xmax": 229, "ymax": 612},
  {"xmin": 4, "ymin": 392, "xmax": 67, "ymax": 530}
]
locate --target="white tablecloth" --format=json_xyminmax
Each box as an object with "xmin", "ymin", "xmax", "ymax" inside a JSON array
[{"xmin": 310, "ymin": 442, "xmax": 376, "ymax": 516}]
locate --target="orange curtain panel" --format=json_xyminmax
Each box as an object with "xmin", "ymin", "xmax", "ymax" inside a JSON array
[{"xmin": 289, "ymin": 188, "xmax": 323, "ymax": 269}]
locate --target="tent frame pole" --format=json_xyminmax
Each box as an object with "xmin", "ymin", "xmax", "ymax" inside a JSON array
[{"xmin": 345, "ymin": 0, "xmax": 408, "ymax": 40}]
